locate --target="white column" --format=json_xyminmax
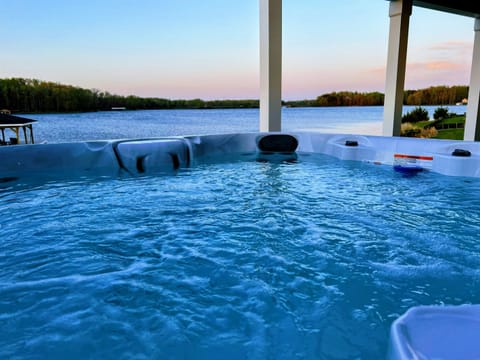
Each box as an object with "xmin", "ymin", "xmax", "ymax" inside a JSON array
[
  {"xmin": 464, "ymin": 18, "xmax": 480, "ymax": 142},
  {"xmin": 259, "ymin": 0, "xmax": 282, "ymax": 132},
  {"xmin": 383, "ymin": 0, "xmax": 412, "ymax": 136}
]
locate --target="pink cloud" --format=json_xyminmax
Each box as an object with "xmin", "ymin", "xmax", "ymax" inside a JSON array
[
  {"xmin": 429, "ymin": 41, "xmax": 472, "ymax": 52},
  {"xmin": 408, "ymin": 61, "xmax": 463, "ymax": 71},
  {"xmin": 405, "ymin": 61, "xmax": 470, "ymax": 89},
  {"xmin": 368, "ymin": 66, "xmax": 386, "ymax": 74},
  {"xmin": 368, "ymin": 61, "xmax": 463, "ymax": 75}
]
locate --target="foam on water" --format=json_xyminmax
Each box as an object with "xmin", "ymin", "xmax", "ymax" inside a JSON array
[{"xmin": 1, "ymin": 154, "xmax": 480, "ymax": 359}]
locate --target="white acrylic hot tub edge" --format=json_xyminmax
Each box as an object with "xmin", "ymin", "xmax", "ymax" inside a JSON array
[
  {"xmin": 388, "ymin": 304, "xmax": 480, "ymax": 360},
  {"xmin": 0, "ymin": 132, "xmax": 479, "ymax": 178}
]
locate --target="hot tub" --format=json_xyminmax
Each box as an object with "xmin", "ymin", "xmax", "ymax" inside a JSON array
[
  {"xmin": 1, "ymin": 132, "xmax": 479, "ymax": 359},
  {"xmin": 1, "ymin": 132, "xmax": 480, "ymax": 180}
]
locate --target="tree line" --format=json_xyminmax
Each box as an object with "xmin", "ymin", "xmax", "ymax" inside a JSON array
[
  {"xmin": 285, "ymin": 91, "xmax": 384, "ymax": 107},
  {"xmin": 404, "ymin": 86, "xmax": 468, "ymax": 106},
  {"xmin": 285, "ymin": 86, "xmax": 469, "ymax": 108},
  {"xmin": 0, "ymin": 78, "xmax": 259, "ymax": 113},
  {"xmin": 0, "ymin": 78, "xmax": 470, "ymax": 113}
]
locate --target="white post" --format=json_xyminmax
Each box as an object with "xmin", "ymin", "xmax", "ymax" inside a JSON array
[
  {"xmin": 464, "ymin": 18, "xmax": 480, "ymax": 142},
  {"xmin": 383, "ymin": 0, "xmax": 412, "ymax": 136},
  {"xmin": 259, "ymin": 0, "xmax": 282, "ymax": 132}
]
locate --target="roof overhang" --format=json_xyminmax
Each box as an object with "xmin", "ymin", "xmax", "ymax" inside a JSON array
[
  {"xmin": 0, "ymin": 123, "xmax": 36, "ymax": 128},
  {"xmin": 388, "ymin": 0, "xmax": 480, "ymax": 18},
  {"xmin": 0, "ymin": 113, "xmax": 37, "ymax": 126}
]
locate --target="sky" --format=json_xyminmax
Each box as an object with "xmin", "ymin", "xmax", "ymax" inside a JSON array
[{"xmin": 0, "ymin": 0, "xmax": 476, "ymax": 100}]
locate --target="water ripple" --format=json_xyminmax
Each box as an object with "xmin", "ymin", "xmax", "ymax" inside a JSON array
[{"xmin": 1, "ymin": 155, "xmax": 480, "ymax": 359}]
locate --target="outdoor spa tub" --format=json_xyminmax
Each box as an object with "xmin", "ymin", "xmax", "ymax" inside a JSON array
[
  {"xmin": 1, "ymin": 132, "xmax": 480, "ymax": 359},
  {"xmin": 1, "ymin": 132, "xmax": 479, "ymax": 180}
]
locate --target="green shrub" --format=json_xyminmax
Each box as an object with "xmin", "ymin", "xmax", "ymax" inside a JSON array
[
  {"xmin": 401, "ymin": 106, "xmax": 429, "ymax": 123},
  {"xmin": 433, "ymin": 107, "xmax": 449, "ymax": 120},
  {"xmin": 400, "ymin": 123, "xmax": 421, "ymax": 137},
  {"xmin": 401, "ymin": 122, "xmax": 438, "ymax": 138}
]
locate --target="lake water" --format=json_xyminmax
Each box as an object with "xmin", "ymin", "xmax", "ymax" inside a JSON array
[{"xmin": 24, "ymin": 105, "xmax": 466, "ymax": 144}]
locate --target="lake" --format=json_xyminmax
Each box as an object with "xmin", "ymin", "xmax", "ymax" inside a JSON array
[{"xmin": 23, "ymin": 105, "xmax": 466, "ymax": 144}]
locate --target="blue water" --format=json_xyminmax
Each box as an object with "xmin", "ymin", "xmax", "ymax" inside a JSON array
[
  {"xmin": 24, "ymin": 105, "xmax": 467, "ymax": 143},
  {"xmin": 1, "ymin": 154, "xmax": 480, "ymax": 359}
]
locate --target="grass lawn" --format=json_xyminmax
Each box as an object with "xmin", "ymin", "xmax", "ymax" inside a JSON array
[
  {"xmin": 435, "ymin": 128, "xmax": 464, "ymax": 140},
  {"xmin": 439, "ymin": 116, "xmax": 465, "ymax": 124},
  {"xmin": 412, "ymin": 115, "xmax": 465, "ymax": 140},
  {"xmin": 432, "ymin": 115, "xmax": 465, "ymax": 140},
  {"xmin": 401, "ymin": 107, "xmax": 466, "ymax": 140}
]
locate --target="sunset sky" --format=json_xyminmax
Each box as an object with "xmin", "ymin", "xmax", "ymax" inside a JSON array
[{"xmin": 1, "ymin": 0, "xmax": 476, "ymax": 100}]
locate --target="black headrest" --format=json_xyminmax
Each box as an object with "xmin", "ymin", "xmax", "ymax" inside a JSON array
[{"xmin": 257, "ymin": 134, "xmax": 298, "ymax": 153}]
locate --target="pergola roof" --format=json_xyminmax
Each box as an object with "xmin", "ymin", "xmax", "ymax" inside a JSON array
[
  {"xmin": 0, "ymin": 113, "xmax": 36, "ymax": 127},
  {"xmin": 410, "ymin": 0, "xmax": 480, "ymax": 17}
]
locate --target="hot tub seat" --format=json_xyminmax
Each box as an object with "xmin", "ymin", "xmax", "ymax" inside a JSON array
[{"xmin": 389, "ymin": 305, "xmax": 480, "ymax": 360}]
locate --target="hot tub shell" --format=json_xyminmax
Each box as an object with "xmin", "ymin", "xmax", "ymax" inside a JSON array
[{"xmin": 0, "ymin": 132, "xmax": 479, "ymax": 179}]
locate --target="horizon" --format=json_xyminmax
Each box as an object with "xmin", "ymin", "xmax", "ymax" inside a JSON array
[
  {"xmin": 1, "ymin": 1, "xmax": 475, "ymax": 101},
  {"xmin": 1, "ymin": 77, "xmax": 469, "ymax": 103}
]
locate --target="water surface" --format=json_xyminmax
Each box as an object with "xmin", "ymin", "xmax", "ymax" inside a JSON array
[
  {"xmin": 1, "ymin": 154, "xmax": 479, "ymax": 359},
  {"xmin": 25, "ymin": 105, "xmax": 466, "ymax": 143}
]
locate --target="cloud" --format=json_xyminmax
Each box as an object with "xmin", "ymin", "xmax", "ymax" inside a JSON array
[
  {"xmin": 368, "ymin": 66, "xmax": 386, "ymax": 75},
  {"xmin": 408, "ymin": 61, "xmax": 463, "ymax": 71},
  {"xmin": 429, "ymin": 41, "xmax": 472, "ymax": 52},
  {"xmin": 405, "ymin": 60, "xmax": 470, "ymax": 89},
  {"xmin": 367, "ymin": 60, "xmax": 463, "ymax": 75},
  {"xmin": 410, "ymin": 40, "xmax": 472, "ymax": 65},
  {"xmin": 364, "ymin": 59, "xmax": 470, "ymax": 91}
]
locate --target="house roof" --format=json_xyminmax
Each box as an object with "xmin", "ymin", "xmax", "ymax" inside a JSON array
[
  {"xmin": 0, "ymin": 113, "xmax": 37, "ymax": 127},
  {"xmin": 413, "ymin": 0, "xmax": 480, "ymax": 17},
  {"xmin": 388, "ymin": 0, "xmax": 480, "ymax": 18},
  {"xmin": 414, "ymin": 1, "xmax": 480, "ymax": 17}
]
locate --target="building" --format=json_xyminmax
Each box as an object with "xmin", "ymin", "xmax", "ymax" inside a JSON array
[
  {"xmin": 259, "ymin": 0, "xmax": 480, "ymax": 140},
  {"xmin": 0, "ymin": 113, "xmax": 36, "ymax": 145}
]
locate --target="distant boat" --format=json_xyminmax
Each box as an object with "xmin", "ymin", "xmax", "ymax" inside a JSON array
[{"xmin": 111, "ymin": 107, "xmax": 126, "ymax": 111}]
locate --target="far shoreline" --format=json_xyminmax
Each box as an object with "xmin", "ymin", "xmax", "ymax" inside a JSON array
[
  {"xmin": 13, "ymin": 103, "xmax": 468, "ymax": 117},
  {"xmin": 1, "ymin": 78, "xmax": 469, "ymax": 114}
]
